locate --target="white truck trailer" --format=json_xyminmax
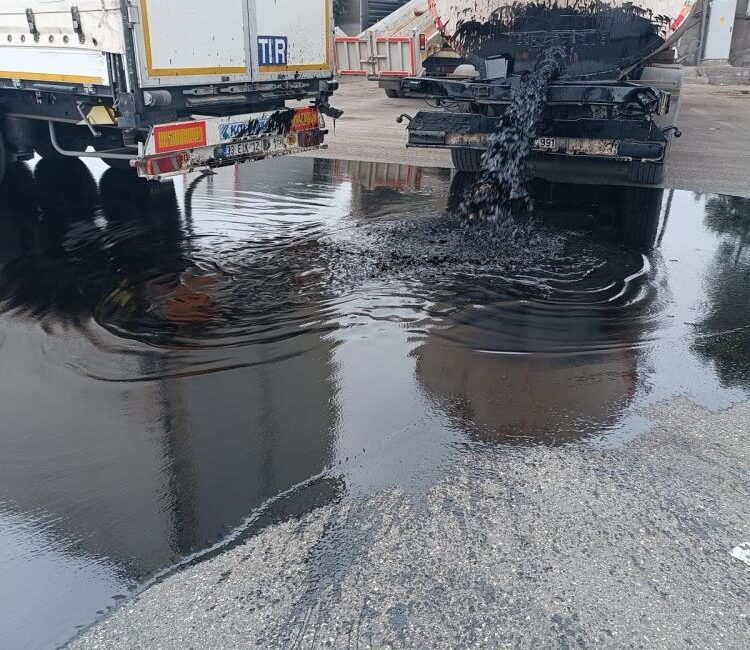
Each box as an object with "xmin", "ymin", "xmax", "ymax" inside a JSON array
[{"xmin": 0, "ymin": 1, "xmax": 341, "ymax": 182}]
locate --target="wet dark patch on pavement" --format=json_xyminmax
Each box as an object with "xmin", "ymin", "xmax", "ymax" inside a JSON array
[{"xmin": 0, "ymin": 156, "xmax": 748, "ymax": 649}]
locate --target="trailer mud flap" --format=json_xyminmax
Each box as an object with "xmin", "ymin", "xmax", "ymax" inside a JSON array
[{"xmin": 136, "ymin": 107, "xmax": 326, "ymax": 180}]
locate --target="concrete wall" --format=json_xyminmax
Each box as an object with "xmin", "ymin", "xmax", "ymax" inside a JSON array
[
  {"xmin": 678, "ymin": 23, "xmax": 702, "ymax": 64},
  {"xmin": 731, "ymin": 0, "xmax": 750, "ymax": 65},
  {"xmin": 677, "ymin": 0, "xmax": 750, "ymax": 65}
]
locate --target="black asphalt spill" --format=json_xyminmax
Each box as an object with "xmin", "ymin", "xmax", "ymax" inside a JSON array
[
  {"xmin": 0, "ymin": 157, "xmax": 748, "ymax": 650},
  {"xmin": 451, "ymin": 1, "xmax": 671, "ymax": 80},
  {"xmin": 458, "ymin": 48, "xmax": 563, "ymax": 224}
]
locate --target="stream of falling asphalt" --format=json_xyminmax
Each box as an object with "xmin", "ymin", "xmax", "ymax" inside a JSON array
[{"xmin": 459, "ymin": 48, "xmax": 564, "ymax": 225}]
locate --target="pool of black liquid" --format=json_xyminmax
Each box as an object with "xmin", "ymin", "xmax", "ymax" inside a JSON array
[{"xmin": 0, "ymin": 156, "xmax": 748, "ymax": 649}]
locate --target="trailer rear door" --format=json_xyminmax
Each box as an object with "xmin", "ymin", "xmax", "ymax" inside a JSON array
[
  {"xmin": 132, "ymin": 0, "xmax": 253, "ymax": 87},
  {"xmin": 132, "ymin": 0, "xmax": 333, "ymax": 88},
  {"xmin": 253, "ymin": 0, "xmax": 333, "ymax": 81}
]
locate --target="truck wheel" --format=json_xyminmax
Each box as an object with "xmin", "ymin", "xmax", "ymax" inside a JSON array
[
  {"xmin": 619, "ymin": 186, "xmax": 663, "ymax": 252},
  {"xmin": 448, "ymin": 172, "xmax": 477, "ymax": 212},
  {"xmin": 384, "ymin": 89, "xmax": 402, "ymax": 99},
  {"xmin": 451, "ymin": 148, "xmax": 483, "ymax": 173},
  {"xmin": 91, "ymin": 131, "xmax": 137, "ymax": 171},
  {"xmin": 34, "ymin": 135, "xmax": 67, "ymax": 160},
  {"xmin": 34, "ymin": 124, "xmax": 88, "ymax": 160},
  {"xmin": 628, "ymin": 160, "xmax": 664, "ymax": 185}
]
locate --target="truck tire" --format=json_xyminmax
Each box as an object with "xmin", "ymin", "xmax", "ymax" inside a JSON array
[
  {"xmin": 34, "ymin": 124, "xmax": 89, "ymax": 160},
  {"xmin": 448, "ymin": 171, "xmax": 476, "ymax": 212},
  {"xmin": 619, "ymin": 186, "xmax": 663, "ymax": 252},
  {"xmin": 451, "ymin": 148, "xmax": 483, "ymax": 173},
  {"xmin": 384, "ymin": 89, "xmax": 402, "ymax": 99},
  {"xmin": 34, "ymin": 158, "xmax": 99, "ymax": 223},
  {"xmin": 34, "ymin": 134, "xmax": 69, "ymax": 160},
  {"xmin": 91, "ymin": 132, "xmax": 137, "ymax": 171},
  {"xmin": 628, "ymin": 160, "xmax": 665, "ymax": 185}
]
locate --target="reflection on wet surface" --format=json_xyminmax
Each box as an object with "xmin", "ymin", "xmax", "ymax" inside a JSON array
[{"xmin": 0, "ymin": 156, "xmax": 748, "ymax": 649}]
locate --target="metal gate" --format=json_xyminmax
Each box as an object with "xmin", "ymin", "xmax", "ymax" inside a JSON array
[
  {"xmin": 334, "ymin": 33, "xmax": 416, "ymax": 76},
  {"xmin": 372, "ymin": 36, "xmax": 416, "ymax": 77},
  {"xmin": 333, "ymin": 0, "xmax": 419, "ymax": 77},
  {"xmin": 334, "ymin": 37, "xmax": 369, "ymax": 76}
]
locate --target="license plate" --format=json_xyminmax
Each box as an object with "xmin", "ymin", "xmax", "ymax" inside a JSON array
[
  {"xmin": 534, "ymin": 137, "xmax": 557, "ymax": 150},
  {"xmin": 219, "ymin": 135, "xmax": 290, "ymax": 159},
  {"xmin": 533, "ymin": 137, "xmax": 618, "ymax": 156}
]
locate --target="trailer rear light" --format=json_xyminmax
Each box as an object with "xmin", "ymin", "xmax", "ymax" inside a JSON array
[
  {"xmin": 145, "ymin": 154, "xmax": 187, "ymax": 177},
  {"xmin": 419, "ymin": 34, "xmax": 427, "ymax": 51},
  {"xmin": 298, "ymin": 130, "xmax": 323, "ymax": 148}
]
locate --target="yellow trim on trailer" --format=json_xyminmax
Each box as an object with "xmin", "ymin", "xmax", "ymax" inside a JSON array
[
  {"xmin": 258, "ymin": 0, "xmax": 332, "ymax": 75},
  {"xmin": 259, "ymin": 63, "xmax": 331, "ymax": 73},
  {"xmin": 139, "ymin": 0, "xmax": 247, "ymax": 78},
  {"xmin": 0, "ymin": 71, "xmax": 103, "ymax": 84}
]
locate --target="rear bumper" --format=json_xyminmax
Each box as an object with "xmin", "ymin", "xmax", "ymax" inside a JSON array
[
  {"xmin": 135, "ymin": 106, "xmax": 327, "ymax": 180},
  {"xmin": 407, "ymin": 111, "xmax": 668, "ymax": 163}
]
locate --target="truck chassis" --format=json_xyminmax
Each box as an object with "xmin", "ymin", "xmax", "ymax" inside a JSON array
[
  {"xmin": 0, "ymin": 1, "xmax": 340, "ymax": 182},
  {"xmin": 399, "ymin": 69, "xmax": 682, "ymax": 184},
  {"xmin": 0, "ymin": 71, "xmax": 339, "ymax": 181}
]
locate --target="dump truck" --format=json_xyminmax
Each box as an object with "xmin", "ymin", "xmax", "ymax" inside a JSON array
[
  {"xmin": 399, "ymin": 0, "xmax": 700, "ymax": 184},
  {"xmin": 0, "ymin": 1, "xmax": 340, "ymax": 183},
  {"xmin": 334, "ymin": 0, "xmax": 468, "ymax": 97}
]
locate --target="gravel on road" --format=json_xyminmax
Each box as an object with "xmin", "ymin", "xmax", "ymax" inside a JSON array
[{"xmin": 70, "ymin": 397, "xmax": 750, "ymax": 650}]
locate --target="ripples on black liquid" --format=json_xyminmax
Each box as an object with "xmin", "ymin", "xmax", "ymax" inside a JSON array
[{"xmin": 0, "ymin": 156, "xmax": 748, "ymax": 650}]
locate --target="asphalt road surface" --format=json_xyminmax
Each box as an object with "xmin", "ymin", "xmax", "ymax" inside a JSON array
[
  {"xmin": 70, "ymin": 398, "xmax": 750, "ymax": 649},
  {"xmin": 59, "ymin": 148, "xmax": 750, "ymax": 648},
  {"xmin": 305, "ymin": 79, "xmax": 750, "ymax": 198}
]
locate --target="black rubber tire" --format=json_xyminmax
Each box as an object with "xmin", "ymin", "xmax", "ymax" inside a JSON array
[
  {"xmin": 34, "ymin": 158, "xmax": 100, "ymax": 223},
  {"xmin": 91, "ymin": 130, "xmax": 137, "ymax": 171},
  {"xmin": 384, "ymin": 89, "xmax": 402, "ymax": 99},
  {"xmin": 619, "ymin": 186, "xmax": 664, "ymax": 252},
  {"xmin": 628, "ymin": 160, "xmax": 665, "ymax": 185},
  {"xmin": 34, "ymin": 124, "xmax": 90, "ymax": 160},
  {"xmin": 34, "ymin": 135, "xmax": 68, "ymax": 160},
  {"xmin": 451, "ymin": 148, "xmax": 483, "ymax": 173},
  {"xmin": 0, "ymin": 127, "xmax": 6, "ymax": 186},
  {"xmin": 447, "ymin": 171, "xmax": 478, "ymax": 212}
]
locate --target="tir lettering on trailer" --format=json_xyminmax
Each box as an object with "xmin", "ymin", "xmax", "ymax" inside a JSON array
[{"xmin": 258, "ymin": 36, "xmax": 289, "ymax": 66}]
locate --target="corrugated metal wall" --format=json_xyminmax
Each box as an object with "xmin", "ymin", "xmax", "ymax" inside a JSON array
[{"xmin": 366, "ymin": 0, "xmax": 410, "ymax": 28}]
